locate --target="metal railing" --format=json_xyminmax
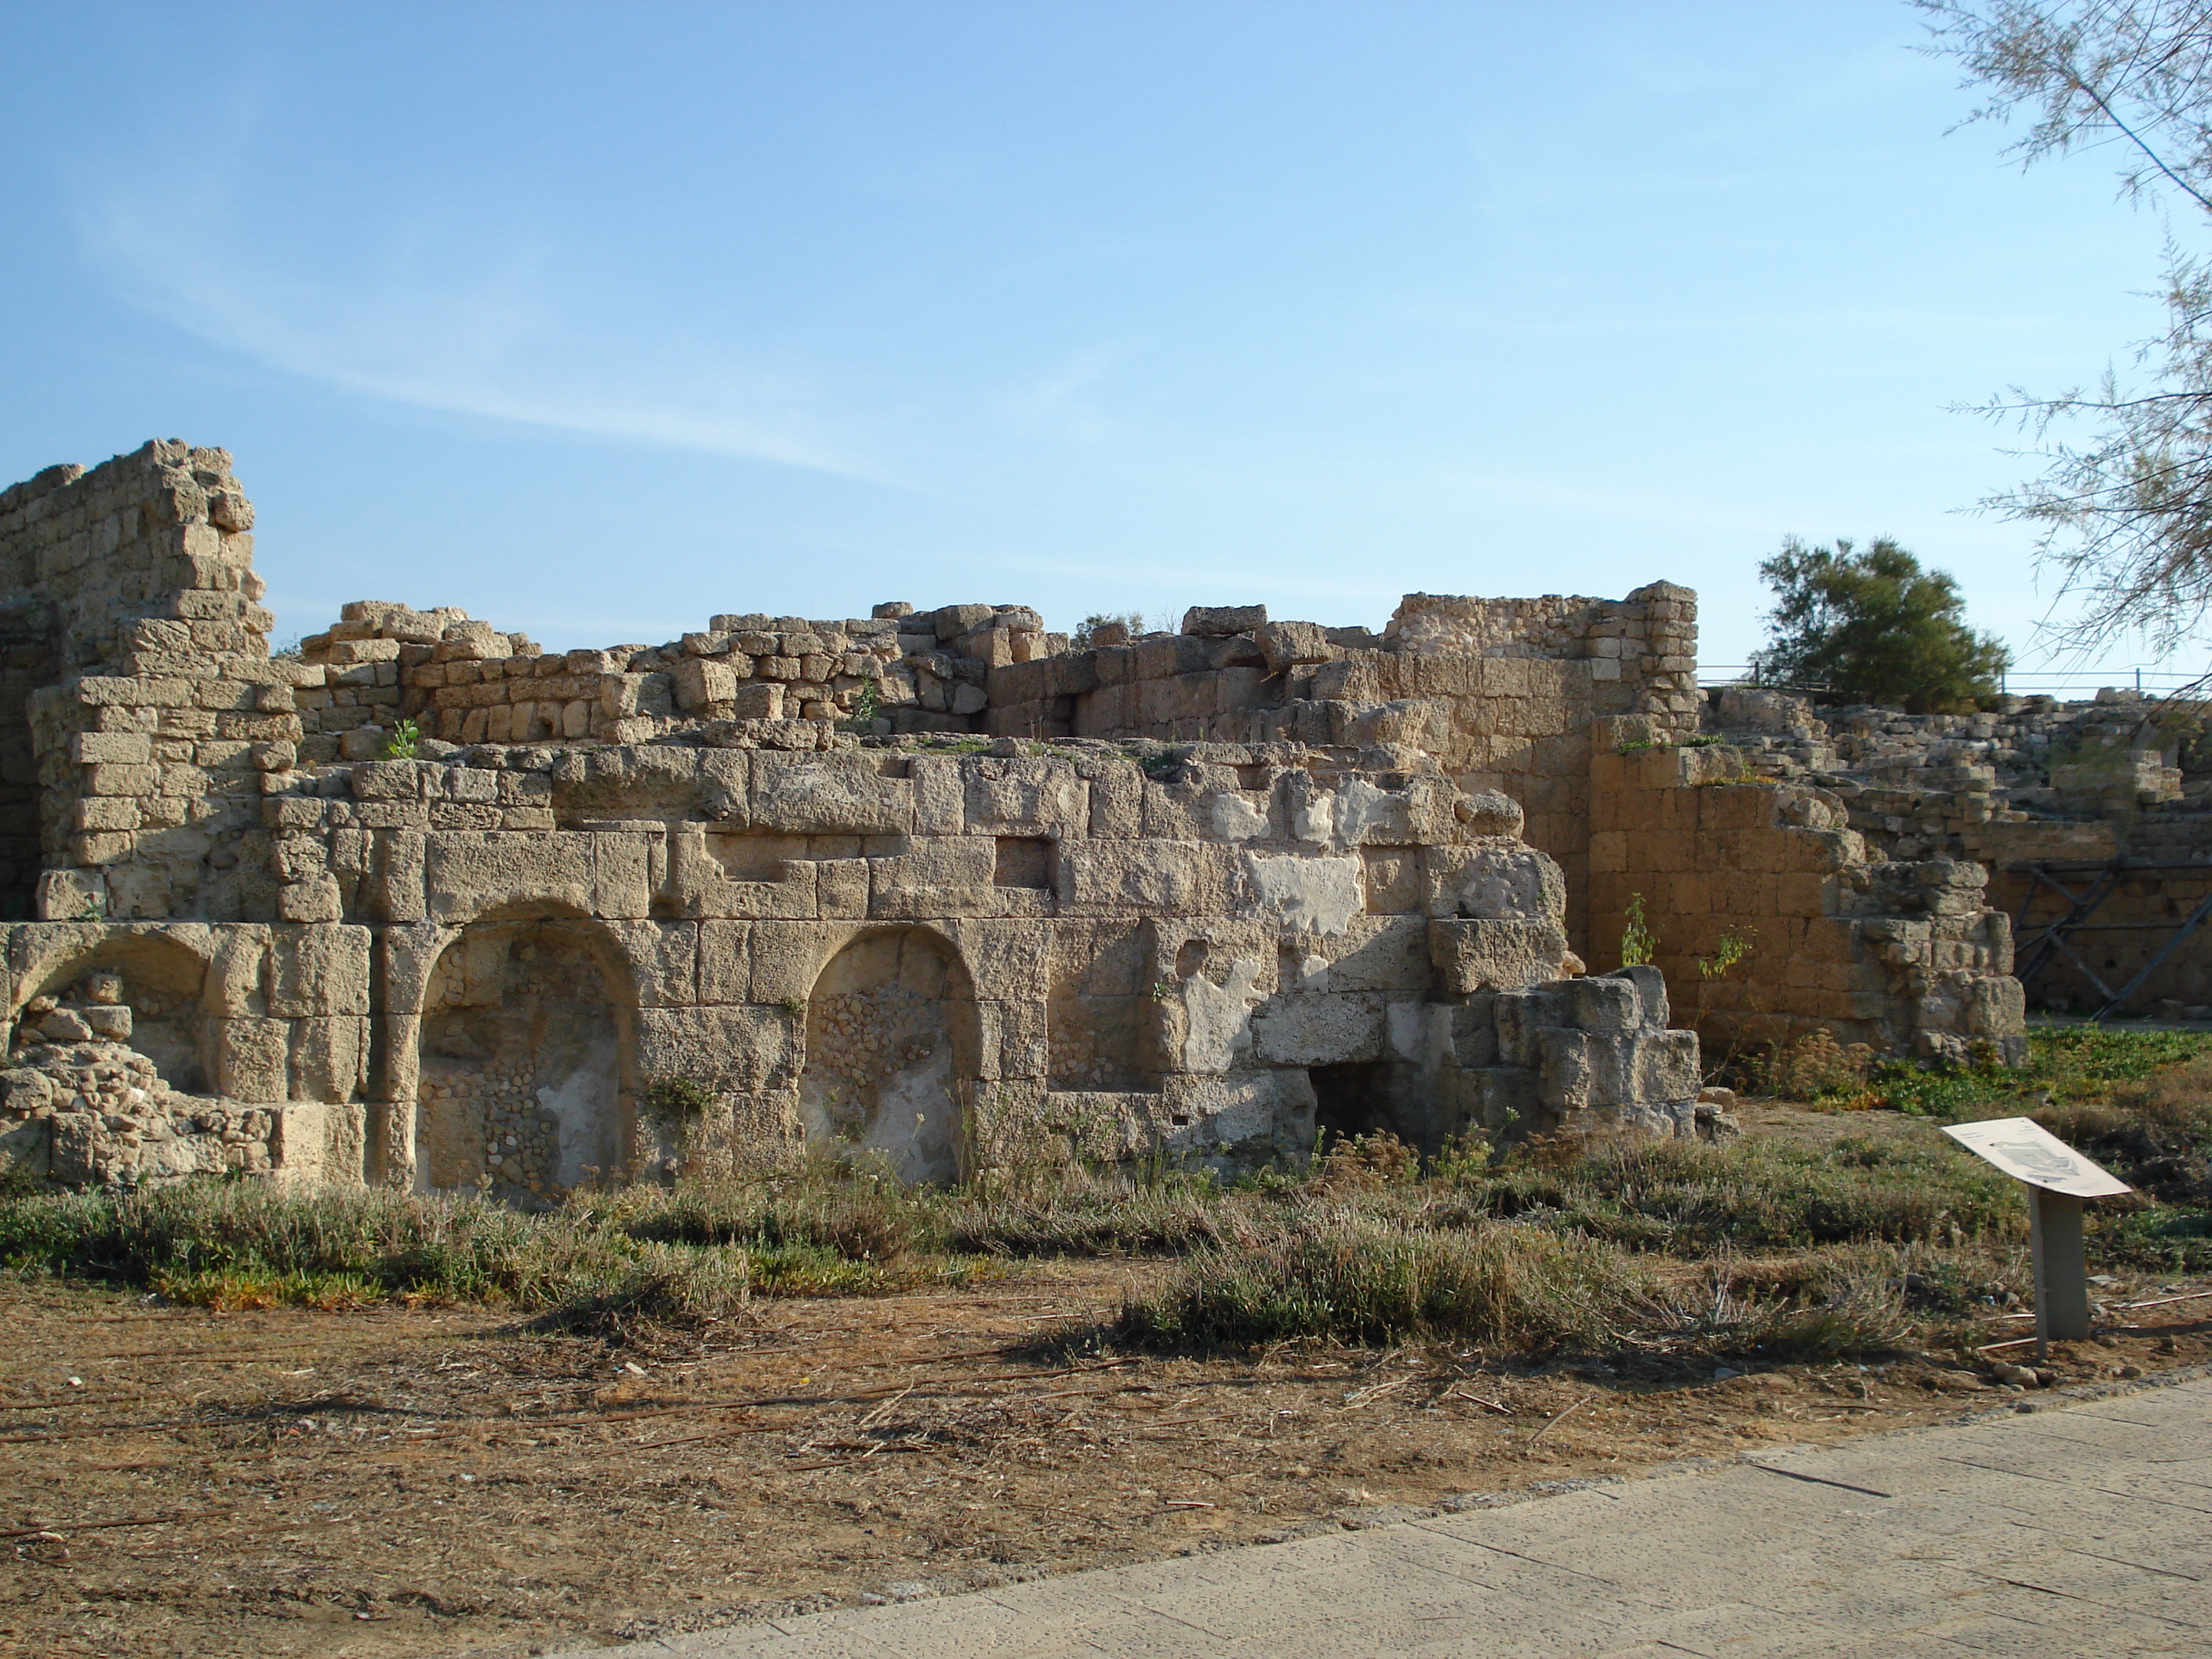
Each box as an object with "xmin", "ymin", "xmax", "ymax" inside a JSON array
[{"xmin": 1697, "ymin": 665, "xmax": 2208, "ymax": 699}]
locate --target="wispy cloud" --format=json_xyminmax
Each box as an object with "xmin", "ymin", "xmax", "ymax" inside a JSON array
[
  {"xmin": 998, "ymin": 341, "xmax": 1136, "ymax": 442},
  {"xmin": 76, "ymin": 184, "xmax": 891, "ymax": 481}
]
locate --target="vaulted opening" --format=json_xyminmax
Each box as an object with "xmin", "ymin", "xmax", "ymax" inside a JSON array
[
  {"xmin": 799, "ymin": 928, "xmax": 977, "ymax": 1185},
  {"xmin": 416, "ymin": 919, "xmax": 629, "ymax": 1205}
]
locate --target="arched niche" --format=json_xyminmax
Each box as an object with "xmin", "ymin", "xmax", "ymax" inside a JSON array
[
  {"xmin": 415, "ymin": 917, "xmax": 633, "ymax": 1204},
  {"xmin": 17, "ymin": 930, "xmax": 211, "ymax": 1093},
  {"xmin": 800, "ymin": 928, "xmax": 977, "ymax": 1185}
]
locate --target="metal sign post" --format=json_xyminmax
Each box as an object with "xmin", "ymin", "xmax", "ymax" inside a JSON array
[
  {"xmin": 1942, "ymin": 1118, "xmax": 2131, "ymax": 1359},
  {"xmin": 2026, "ymin": 1187, "xmax": 2089, "ymax": 1348}
]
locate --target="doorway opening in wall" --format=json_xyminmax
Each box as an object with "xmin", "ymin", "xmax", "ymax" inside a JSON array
[{"xmin": 1310, "ymin": 1061, "xmax": 1395, "ymax": 1148}]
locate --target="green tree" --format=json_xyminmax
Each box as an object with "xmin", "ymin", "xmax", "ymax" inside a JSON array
[{"xmin": 1750, "ymin": 535, "xmax": 2013, "ymax": 711}]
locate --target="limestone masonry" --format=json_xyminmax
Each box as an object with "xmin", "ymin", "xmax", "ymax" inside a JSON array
[{"xmin": 0, "ymin": 442, "xmax": 2031, "ymax": 1195}]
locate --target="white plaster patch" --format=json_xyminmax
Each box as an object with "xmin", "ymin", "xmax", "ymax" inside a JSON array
[
  {"xmin": 542, "ymin": 1032, "xmax": 621, "ymax": 1190},
  {"xmin": 867, "ymin": 1044, "xmax": 960, "ymax": 1186},
  {"xmin": 1293, "ymin": 789, "xmax": 1334, "ymax": 845},
  {"xmin": 1179, "ymin": 956, "xmax": 1264, "ymax": 1073},
  {"xmin": 1327, "ymin": 780, "xmax": 1407, "ymax": 848},
  {"xmin": 1245, "ymin": 854, "xmax": 1362, "ymax": 937},
  {"xmin": 1208, "ymin": 791, "xmax": 1270, "ymax": 841}
]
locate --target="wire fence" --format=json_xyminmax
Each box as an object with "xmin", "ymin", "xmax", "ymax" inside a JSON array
[{"xmin": 1697, "ymin": 665, "xmax": 2209, "ymax": 699}]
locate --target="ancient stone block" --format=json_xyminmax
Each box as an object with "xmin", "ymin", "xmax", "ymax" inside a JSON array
[
  {"xmin": 751, "ymin": 753, "xmax": 914, "ymax": 835},
  {"xmin": 1632, "ymin": 1030, "xmax": 1699, "ymax": 1100},
  {"xmin": 270, "ymin": 925, "xmax": 372, "ymax": 1017},
  {"xmin": 215, "ymin": 1015, "xmax": 292, "ymax": 1100},
  {"xmin": 747, "ymin": 920, "xmax": 839, "ymax": 1005},
  {"xmin": 978, "ymin": 999, "xmax": 1050, "ymax": 1079},
  {"xmin": 696, "ymin": 920, "xmax": 754, "ymax": 1004},
  {"xmin": 1064, "ymin": 841, "xmax": 1225, "ymax": 915},
  {"xmin": 638, "ymin": 1004, "xmax": 799, "ymax": 1092},
  {"xmin": 289, "ymin": 1016, "xmax": 369, "ymax": 1102},
  {"xmin": 1428, "ymin": 918, "xmax": 1568, "ymax": 995},
  {"xmin": 964, "ymin": 758, "xmax": 1082, "ymax": 831},
  {"xmin": 1158, "ymin": 1068, "xmax": 1315, "ymax": 1166},
  {"xmin": 1249, "ymin": 992, "xmax": 1383, "ymax": 1066},
  {"xmin": 1323, "ymin": 914, "xmax": 1431, "ymax": 994},
  {"xmin": 864, "ymin": 837, "xmax": 997, "ymax": 920},
  {"xmin": 1450, "ymin": 994, "xmax": 1498, "ymax": 1066},
  {"xmin": 941, "ymin": 917, "xmax": 1054, "ymax": 1000},
  {"xmin": 424, "ymin": 832, "xmax": 596, "ymax": 921},
  {"xmin": 1256, "ymin": 620, "xmax": 1331, "ymax": 673},
  {"xmin": 1423, "ymin": 843, "xmax": 1565, "ymax": 920},
  {"xmin": 1563, "ymin": 974, "xmax": 1638, "ymax": 1034},
  {"xmin": 1182, "ymin": 605, "xmax": 1267, "ymax": 638},
  {"xmin": 1492, "ymin": 984, "xmax": 1568, "ymax": 1067},
  {"xmin": 606, "ymin": 919, "xmax": 700, "ymax": 1006}
]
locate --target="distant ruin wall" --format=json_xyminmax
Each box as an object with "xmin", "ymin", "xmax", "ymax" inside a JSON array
[
  {"xmin": 1587, "ymin": 743, "xmax": 2024, "ymax": 1065},
  {"xmin": 1702, "ymin": 686, "xmax": 2212, "ymax": 1020}
]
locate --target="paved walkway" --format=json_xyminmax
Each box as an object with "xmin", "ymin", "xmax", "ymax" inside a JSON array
[{"xmin": 562, "ymin": 1374, "xmax": 2212, "ymax": 1658}]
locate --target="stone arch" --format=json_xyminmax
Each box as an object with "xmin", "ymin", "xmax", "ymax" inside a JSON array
[
  {"xmin": 799, "ymin": 927, "xmax": 978, "ymax": 1185},
  {"xmin": 14, "ymin": 927, "xmax": 212, "ymax": 1093},
  {"xmin": 415, "ymin": 914, "xmax": 636, "ymax": 1205}
]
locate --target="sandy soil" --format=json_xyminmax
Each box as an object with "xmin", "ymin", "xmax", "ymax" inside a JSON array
[{"xmin": 9, "ymin": 1110, "xmax": 2210, "ymax": 1659}]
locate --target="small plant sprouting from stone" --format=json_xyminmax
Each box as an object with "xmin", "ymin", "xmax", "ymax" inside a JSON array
[
  {"xmin": 382, "ymin": 717, "xmax": 422, "ymax": 760},
  {"xmin": 1149, "ymin": 979, "xmax": 1177, "ymax": 1003},
  {"xmin": 1616, "ymin": 737, "xmax": 1656, "ymax": 755},
  {"xmin": 1696, "ymin": 925, "xmax": 1754, "ymax": 981},
  {"xmin": 77, "ymin": 891, "xmax": 104, "ymax": 922},
  {"xmin": 1618, "ymin": 892, "xmax": 1658, "ymax": 969},
  {"xmin": 782, "ymin": 994, "xmax": 807, "ymax": 1020},
  {"xmin": 840, "ymin": 680, "xmax": 880, "ymax": 734},
  {"xmin": 639, "ymin": 1075, "xmax": 714, "ymax": 1138}
]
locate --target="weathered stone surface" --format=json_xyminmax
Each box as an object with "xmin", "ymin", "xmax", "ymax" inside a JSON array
[
  {"xmin": 752, "ymin": 754, "xmax": 914, "ymax": 835},
  {"xmin": 1244, "ymin": 853, "xmax": 1362, "ymax": 937},
  {"xmin": 1182, "ymin": 604, "xmax": 1267, "ymax": 638},
  {"xmin": 1249, "ymin": 992, "xmax": 1384, "ymax": 1066},
  {"xmin": 1256, "ymin": 620, "xmax": 1333, "ymax": 673},
  {"xmin": 1428, "ymin": 918, "xmax": 1569, "ymax": 994},
  {"xmin": 0, "ymin": 440, "xmax": 2025, "ymax": 1194}
]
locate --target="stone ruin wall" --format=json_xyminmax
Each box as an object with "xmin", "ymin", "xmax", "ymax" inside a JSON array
[
  {"xmin": 0, "ymin": 441, "xmax": 2031, "ymax": 1192},
  {"xmin": 1588, "ymin": 743, "xmax": 2024, "ymax": 1066},
  {"xmin": 1699, "ymin": 685, "xmax": 2212, "ymax": 1019}
]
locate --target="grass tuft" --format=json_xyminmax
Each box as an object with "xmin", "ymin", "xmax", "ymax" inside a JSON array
[
  {"xmin": 1117, "ymin": 1215, "xmax": 1644, "ymax": 1352},
  {"xmin": 4, "ymin": 1028, "xmax": 2207, "ymax": 1350}
]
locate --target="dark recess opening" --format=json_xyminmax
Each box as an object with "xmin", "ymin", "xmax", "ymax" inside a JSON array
[
  {"xmin": 0, "ymin": 602, "xmax": 55, "ymax": 922},
  {"xmin": 994, "ymin": 837, "xmax": 1053, "ymax": 889},
  {"xmin": 1310, "ymin": 1061, "xmax": 1395, "ymax": 1146}
]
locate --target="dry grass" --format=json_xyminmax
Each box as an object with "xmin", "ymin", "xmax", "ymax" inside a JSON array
[{"xmin": 7, "ymin": 1028, "xmax": 2211, "ymax": 1350}]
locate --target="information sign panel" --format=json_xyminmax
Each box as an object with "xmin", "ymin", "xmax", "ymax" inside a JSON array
[
  {"xmin": 1942, "ymin": 1117, "xmax": 2131, "ymax": 1352},
  {"xmin": 1941, "ymin": 1118, "xmax": 2132, "ymax": 1197}
]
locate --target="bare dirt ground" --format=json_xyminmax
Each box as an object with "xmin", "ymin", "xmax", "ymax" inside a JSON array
[{"xmin": 10, "ymin": 1110, "xmax": 2211, "ymax": 1659}]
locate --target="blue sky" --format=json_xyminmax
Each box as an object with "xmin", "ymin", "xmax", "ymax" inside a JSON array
[{"xmin": 0, "ymin": 1, "xmax": 2193, "ymax": 685}]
